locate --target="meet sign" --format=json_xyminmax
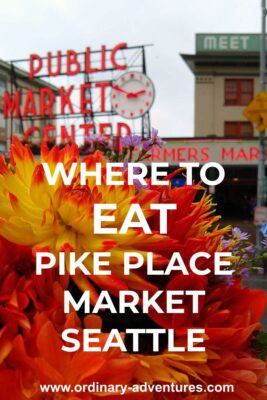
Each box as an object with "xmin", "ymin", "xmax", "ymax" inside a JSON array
[{"xmin": 196, "ymin": 33, "xmax": 264, "ymax": 52}]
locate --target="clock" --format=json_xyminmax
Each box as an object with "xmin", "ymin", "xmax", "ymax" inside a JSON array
[{"xmin": 111, "ymin": 71, "xmax": 155, "ymax": 119}]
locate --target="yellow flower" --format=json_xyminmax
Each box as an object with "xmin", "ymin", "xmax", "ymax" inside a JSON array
[
  {"xmin": 133, "ymin": 351, "xmax": 210, "ymax": 385},
  {"xmin": 0, "ymin": 138, "xmax": 174, "ymax": 301}
]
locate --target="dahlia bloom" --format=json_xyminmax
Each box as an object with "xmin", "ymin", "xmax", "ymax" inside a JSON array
[
  {"xmin": 147, "ymin": 278, "xmax": 267, "ymax": 398},
  {"xmin": 0, "ymin": 138, "xmax": 176, "ymax": 300},
  {"xmin": 1, "ymin": 313, "xmax": 141, "ymax": 400},
  {"xmin": 150, "ymin": 278, "xmax": 267, "ymax": 343},
  {"xmin": 203, "ymin": 350, "xmax": 267, "ymax": 400},
  {"xmin": 0, "ymin": 138, "xmax": 266, "ymax": 400},
  {"xmin": 0, "ymin": 235, "xmax": 68, "ymax": 374}
]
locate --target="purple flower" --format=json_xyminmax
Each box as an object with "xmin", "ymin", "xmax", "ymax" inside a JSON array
[
  {"xmin": 142, "ymin": 128, "xmax": 165, "ymax": 151},
  {"xmin": 120, "ymin": 135, "xmax": 141, "ymax": 148},
  {"xmin": 258, "ymin": 267, "xmax": 265, "ymax": 275},
  {"xmin": 245, "ymin": 245, "xmax": 255, "ymax": 254},
  {"xmin": 241, "ymin": 268, "xmax": 250, "ymax": 279},
  {"xmin": 221, "ymin": 238, "xmax": 231, "ymax": 247},
  {"xmin": 225, "ymin": 275, "xmax": 235, "ymax": 286},
  {"xmin": 133, "ymin": 179, "xmax": 149, "ymax": 190},
  {"xmin": 89, "ymin": 134, "xmax": 106, "ymax": 144},
  {"xmin": 232, "ymin": 227, "xmax": 249, "ymax": 242},
  {"xmin": 123, "ymin": 161, "xmax": 148, "ymax": 190}
]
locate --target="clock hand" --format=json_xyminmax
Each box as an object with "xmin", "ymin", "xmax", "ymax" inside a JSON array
[
  {"xmin": 133, "ymin": 89, "xmax": 146, "ymax": 96},
  {"xmin": 113, "ymin": 85, "xmax": 147, "ymax": 98},
  {"xmin": 113, "ymin": 84, "xmax": 130, "ymax": 95},
  {"xmin": 126, "ymin": 89, "xmax": 146, "ymax": 99}
]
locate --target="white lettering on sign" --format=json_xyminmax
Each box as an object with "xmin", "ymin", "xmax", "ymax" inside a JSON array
[
  {"xmin": 203, "ymin": 35, "xmax": 250, "ymax": 51},
  {"xmin": 230, "ymin": 36, "xmax": 239, "ymax": 50},
  {"xmin": 203, "ymin": 36, "xmax": 217, "ymax": 50},
  {"xmin": 219, "ymin": 36, "xmax": 228, "ymax": 50},
  {"xmin": 240, "ymin": 36, "xmax": 249, "ymax": 49}
]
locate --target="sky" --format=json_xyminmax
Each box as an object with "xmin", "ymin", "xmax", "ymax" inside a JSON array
[{"xmin": 0, "ymin": 0, "xmax": 261, "ymax": 138}]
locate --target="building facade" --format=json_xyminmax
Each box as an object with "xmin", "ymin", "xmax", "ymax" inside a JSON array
[
  {"xmin": 181, "ymin": 33, "xmax": 262, "ymax": 138},
  {"xmin": 151, "ymin": 138, "xmax": 259, "ymax": 219},
  {"xmin": 0, "ymin": 59, "xmax": 58, "ymax": 152},
  {"xmin": 168, "ymin": 33, "xmax": 265, "ymax": 219}
]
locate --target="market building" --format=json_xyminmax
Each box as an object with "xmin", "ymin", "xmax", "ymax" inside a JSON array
[
  {"xmin": 0, "ymin": 59, "xmax": 58, "ymax": 152},
  {"xmin": 161, "ymin": 33, "xmax": 264, "ymax": 219},
  {"xmin": 151, "ymin": 137, "xmax": 259, "ymax": 219},
  {"xmin": 181, "ymin": 33, "xmax": 261, "ymax": 138}
]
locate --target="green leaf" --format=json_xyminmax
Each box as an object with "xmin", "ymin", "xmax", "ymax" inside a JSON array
[{"xmin": 251, "ymin": 331, "xmax": 267, "ymax": 360}]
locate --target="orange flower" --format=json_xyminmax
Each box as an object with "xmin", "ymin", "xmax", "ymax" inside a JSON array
[
  {"xmin": 200, "ymin": 279, "xmax": 267, "ymax": 350},
  {"xmin": 160, "ymin": 350, "xmax": 267, "ymax": 400},
  {"xmin": 149, "ymin": 274, "xmax": 208, "ymax": 331},
  {"xmin": 202, "ymin": 350, "xmax": 267, "ymax": 400},
  {"xmin": 2, "ymin": 313, "xmax": 144, "ymax": 400},
  {"xmin": 150, "ymin": 277, "xmax": 267, "ymax": 346},
  {"xmin": 147, "ymin": 277, "xmax": 267, "ymax": 399},
  {"xmin": 133, "ymin": 349, "xmax": 209, "ymax": 385},
  {"xmin": 0, "ymin": 235, "xmax": 67, "ymax": 367},
  {"xmin": 148, "ymin": 183, "xmax": 229, "ymax": 261}
]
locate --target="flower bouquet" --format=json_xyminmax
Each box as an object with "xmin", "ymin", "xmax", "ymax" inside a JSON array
[{"xmin": 0, "ymin": 131, "xmax": 266, "ymax": 400}]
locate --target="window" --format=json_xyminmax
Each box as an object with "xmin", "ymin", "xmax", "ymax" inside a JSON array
[
  {"xmin": 225, "ymin": 79, "xmax": 253, "ymax": 105},
  {"xmin": 0, "ymin": 143, "xmax": 6, "ymax": 152},
  {"xmin": 0, "ymin": 112, "xmax": 5, "ymax": 129},
  {"xmin": 224, "ymin": 121, "xmax": 253, "ymax": 137},
  {"xmin": 13, "ymin": 118, "xmax": 23, "ymax": 134},
  {"xmin": 0, "ymin": 79, "xmax": 6, "ymax": 97}
]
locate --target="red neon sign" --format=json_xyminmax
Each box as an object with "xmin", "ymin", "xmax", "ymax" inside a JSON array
[
  {"xmin": 29, "ymin": 43, "xmax": 127, "ymax": 79},
  {"xmin": 4, "ymin": 43, "xmax": 136, "ymax": 144}
]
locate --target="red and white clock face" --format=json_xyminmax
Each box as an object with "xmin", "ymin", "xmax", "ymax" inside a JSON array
[{"xmin": 111, "ymin": 71, "xmax": 155, "ymax": 119}]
